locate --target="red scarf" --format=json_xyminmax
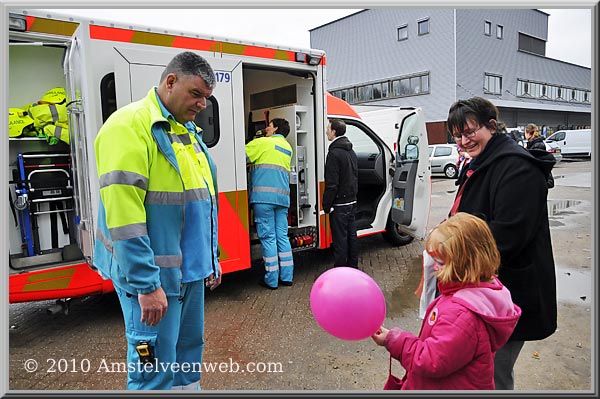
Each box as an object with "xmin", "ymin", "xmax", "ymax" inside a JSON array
[{"xmin": 450, "ymin": 169, "xmax": 474, "ymax": 216}]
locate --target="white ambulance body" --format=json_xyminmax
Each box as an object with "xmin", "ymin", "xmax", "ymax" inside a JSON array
[{"xmin": 7, "ymin": 9, "xmax": 430, "ymax": 304}]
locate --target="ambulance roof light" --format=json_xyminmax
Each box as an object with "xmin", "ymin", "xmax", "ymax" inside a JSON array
[
  {"xmin": 9, "ymin": 13, "xmax": 27, "ymax": 32},
  {"xmin": 295, "ymin": 52, "xmax": 322, "ymax": 66}
]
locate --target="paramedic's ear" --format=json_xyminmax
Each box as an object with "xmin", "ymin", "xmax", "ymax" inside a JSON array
[{"xmin": 165, "ymin": 73, "xmax": 177, "ymax": 89}]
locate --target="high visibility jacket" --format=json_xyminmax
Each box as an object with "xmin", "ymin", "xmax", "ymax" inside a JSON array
[
  {"xmin": 245, "ymin": 134, "xmax": 292, "ymax": 207},
  {"xmin": 94, "ymin": 88, "xmax": 219, "ymax": 296},
  {"xmin": 8, "ymin": 107, "xmax": 36, "ymax": 137},
  {"xmin": 27, "ymin": 101, "xmax": 70, "ymax": 145},
  {"xmin": 41, "ymin": 121, "xmax": 69, "ymax": 145}
]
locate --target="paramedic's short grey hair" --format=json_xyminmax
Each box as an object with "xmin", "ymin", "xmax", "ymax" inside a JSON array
[{"xmin": 161, "ymin": 51, "xmax": 216, "ymax": 89}]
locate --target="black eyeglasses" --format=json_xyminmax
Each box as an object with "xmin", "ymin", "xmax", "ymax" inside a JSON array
[{"xmin": 453, "ymin": 125, "xmax": 483, "ymax": 142}]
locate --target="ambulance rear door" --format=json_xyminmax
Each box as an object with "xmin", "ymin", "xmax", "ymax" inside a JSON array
[{"xmin": 112, "ymin": 47, "xmax": 250, "ymax": 272}]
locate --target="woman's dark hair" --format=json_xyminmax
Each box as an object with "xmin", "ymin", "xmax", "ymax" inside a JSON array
[
  {"xmin": 446, "ymin": 97, "xmax": 499, "ymax": 136},
  {"xmin": 271, "ymin": 118, "xmax": 290, "ymax": 137}
]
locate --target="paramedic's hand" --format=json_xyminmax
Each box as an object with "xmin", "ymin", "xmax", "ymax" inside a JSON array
[
  {"xmin": 138, "ymin": 287, "xmax": 168, "ymax": 327},
  {"xmin": 371, "ymin": 326, "xmax": 389, "ymax": 346},
  {"xmin": 206, "ymin": 264, "xmax": 223, "ymax": 291}
]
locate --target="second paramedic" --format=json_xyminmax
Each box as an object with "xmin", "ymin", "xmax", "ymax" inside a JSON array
[
  {"xmin": 94, "ymin": 51, "xmax": 221, "ymax": 390},
  {"xmin": 246, "ymin": 118, "xmax": 294, "ymax": 289}
]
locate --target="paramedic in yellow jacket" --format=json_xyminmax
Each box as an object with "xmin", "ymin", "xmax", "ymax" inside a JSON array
[
  {"xmin": 246, "ymin": 118, "xmax": 294, "ymax": 289},
  {"xmin": 94, "ymin": 51, "xmax": 221, "ymax": 390}
]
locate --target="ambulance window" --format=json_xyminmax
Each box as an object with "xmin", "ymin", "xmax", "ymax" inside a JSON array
[
  {"xmin": 100, "ymin": 73, "xmax": 117, "ymax": 123},
  {"xmin": 194, "ymin": 96, "xmax": 220, "ymax": 148}
]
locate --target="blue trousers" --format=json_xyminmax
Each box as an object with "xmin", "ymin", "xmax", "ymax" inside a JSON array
[
  {"xmin": 253, "ymin": 203, "xmax": 294, "ymax": 287},
  {"xmin": 115, "ymin": 280, "xmax": 205, "ymax": 390}
]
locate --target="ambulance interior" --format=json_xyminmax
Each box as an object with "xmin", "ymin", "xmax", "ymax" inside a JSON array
[
  {"xmin": 242, "ymin": 67, "xmax": 389, "ymax": 251},
  {"xmin": 8, "ymin": 40, "xmax": 85, "ymax": 271},
  {"xmin": 242, "ymin": 67, "xmax": 318, "ymax": 252}
]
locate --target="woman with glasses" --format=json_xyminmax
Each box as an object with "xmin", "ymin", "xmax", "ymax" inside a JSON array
[{"xmin": 445, "ymin": 97, "xmax": 557, "ymax": 390}]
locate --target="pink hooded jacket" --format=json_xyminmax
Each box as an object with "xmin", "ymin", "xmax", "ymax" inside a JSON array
[{"xmin": 384, "ymin": 278, "xmax": 521, "ymax": 390}]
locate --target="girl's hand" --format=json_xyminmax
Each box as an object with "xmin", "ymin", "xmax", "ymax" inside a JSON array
[{"xmin": 371, "ymin": 326, "xmax": 389, "ymax": 346}]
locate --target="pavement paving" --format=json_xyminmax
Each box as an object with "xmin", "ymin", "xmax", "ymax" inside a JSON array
[{"xmin": 7, "ymin": 159, "xmax": 593, "ymax": 392}]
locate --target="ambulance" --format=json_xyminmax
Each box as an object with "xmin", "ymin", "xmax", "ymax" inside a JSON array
[{"xmin": 7, "ymin": 9, "xmax": 431, "ymax": 306}]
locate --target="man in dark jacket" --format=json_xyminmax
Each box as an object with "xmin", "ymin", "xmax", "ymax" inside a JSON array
[{"xmin": 323, "ymin": 119, "xmax": 359, "ymax": 268}]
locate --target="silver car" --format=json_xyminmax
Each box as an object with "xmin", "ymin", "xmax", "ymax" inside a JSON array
[
  {"xmin": 545, "ymin": 141, "xmax": 563, "ymax": 163},
  {"xmin": 428, "ymin": 144, "xmax": 459, "ymax": 178}
]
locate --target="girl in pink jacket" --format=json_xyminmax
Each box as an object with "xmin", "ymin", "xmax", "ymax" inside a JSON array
[{"xmin": 372, "ymin": 212, "xmax": 521, "ymax": 390}]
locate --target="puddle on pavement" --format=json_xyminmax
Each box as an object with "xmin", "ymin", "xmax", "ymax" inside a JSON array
[
  {"xmin": 555, "ymin": 267, "xmax": 592, "ymax": 305},
  {"xmin": 384, "ymin": 257, "xmax": 591, "ymax": 315},
  {"xmin": 547, "ymin": 199, "xmax": 582, "ymax": 216}
]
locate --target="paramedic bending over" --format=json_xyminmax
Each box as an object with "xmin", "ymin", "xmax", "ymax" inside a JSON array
[
  {"xmin": 246, "ymin": 118, "xmax": 295, "ymax": 289},
  {"xmin": 94, "ymin": 51, "xmax": 222, "ymax": 390}
]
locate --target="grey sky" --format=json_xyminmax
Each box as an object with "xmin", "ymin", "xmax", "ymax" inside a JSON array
[{"xmin": 50, "ymin": 8, "xmax": 592, "ymax": 68}]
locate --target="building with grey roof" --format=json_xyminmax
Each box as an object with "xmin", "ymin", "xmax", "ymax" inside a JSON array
[{"xmin": 310, "ymin": 9, "xmax": 591, "ymax": 143}]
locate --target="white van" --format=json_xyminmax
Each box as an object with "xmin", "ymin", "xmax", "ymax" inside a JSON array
[{"xmin": 545, "ymin": 129, "xmax": 592, "ymax": 157}]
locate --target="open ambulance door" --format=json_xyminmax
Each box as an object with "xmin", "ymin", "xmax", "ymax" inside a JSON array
[
  {"xmin": 66, "ymin": 35, "xmax": 96, "ymax": 262},
  {"xmin": 390, "ymin": 108, "xmax": 431, "ymax": 240},
  {"xmin": 112, "ymin": 47, "xmax": 251, "ymax": 273}
]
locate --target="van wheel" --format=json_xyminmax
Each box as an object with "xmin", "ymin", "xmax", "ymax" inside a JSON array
[
  {"xmin": 382, "ymin": 215, "xmax": 414, "ymax": 246},
  {"xmin": 444, "ymin": 164, "xmax": 458, "ymax": 179}
]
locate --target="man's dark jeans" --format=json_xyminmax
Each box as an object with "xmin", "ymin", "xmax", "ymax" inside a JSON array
[{"xmin": 330, "ymin": 203, "xmax": 359, "ymax": 268}]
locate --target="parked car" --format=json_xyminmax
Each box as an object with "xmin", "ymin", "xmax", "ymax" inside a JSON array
[
  {"xmin": 544, "ymin": 141, "xmax": 563, "ymax": 163},
  {"xmin": 428, "ymin": 144, "xmax": 459, "ymax": 178}
]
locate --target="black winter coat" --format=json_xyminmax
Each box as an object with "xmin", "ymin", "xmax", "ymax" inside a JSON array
[
  {"xmin": 454, "ymin": 134, "xmax": 557, "ymax": 341},
  {"xmin": 526, "ymin": 136, "xmax": 555, "ymax": 188},
  {"xmin": 323, "ymin": 136, "xmax": 358, "ymax": 212},
  {"xmin": 526, "ymin": 136, "xmax": 547, "ymax": 151}
]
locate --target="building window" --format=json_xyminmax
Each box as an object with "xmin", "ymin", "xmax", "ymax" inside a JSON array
[
  {"xmin": 381, "ymin": 82, "xmax": 389, "ymax": 98},
  {"xmin": 372, "ymin": 82, "xmax": 382, "ymax": 99},
  {"xmin": 518, "ymin": 32, "xmax": 546, "ymax": 56},
  {"xmin": 484, "ymin": 74, "xmax": 502, "ymax": 95},
  {"xmin": 484, "ymin": 21, "xmax": 491, "ymax": 36},
  {"xmin": 397, "ymin": 24, "xmax": 408, "ymax": 41},
  {"xmin": 421, "ymin": 74, "xmax": 429, "ymax": 92},
  {"xmin": 418, "ymin": 18, "xmax": 430, "ymax": 35},
  {"xmin": 332, "ymin": 72, "xmax": 430, "ymax": 104},
  {"xmin": 516, "ymin": 79, "xmax": 591, "ymax": 104},
  {"xmin": 496, "ymin": 24, "xmax": 503, "ymax": 39}
]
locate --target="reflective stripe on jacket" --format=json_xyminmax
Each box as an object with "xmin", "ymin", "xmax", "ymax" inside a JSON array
[
  {"xmin": 27, "ymin": 102, "xmax": 70, "ymax": 144},
  {"xmin": 94, "ymin": 88, "xmax": 219, "ymax": 296},
  {"xmin": 245, "ymin": 134, "xmax": 292, "ymax": 207}
]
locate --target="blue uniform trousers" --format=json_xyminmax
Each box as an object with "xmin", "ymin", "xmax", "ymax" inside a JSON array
[
  {"xmin": 115, "ymin": 280, "xmax": 205, "ymax": 390},
  {"xmin": 253, "ymin": 203, "xmax": 294, "ymax": 287}
]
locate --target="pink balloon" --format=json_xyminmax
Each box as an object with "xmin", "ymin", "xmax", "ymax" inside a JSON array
[{"xmin": 310, "ymin": 267, "xmax": 386, "ymax": 341}]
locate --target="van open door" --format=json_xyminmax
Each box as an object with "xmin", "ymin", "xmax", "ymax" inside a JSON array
[{"xmin": 390, "ymin": 108, "xmax": 431, "ymax": 240}]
